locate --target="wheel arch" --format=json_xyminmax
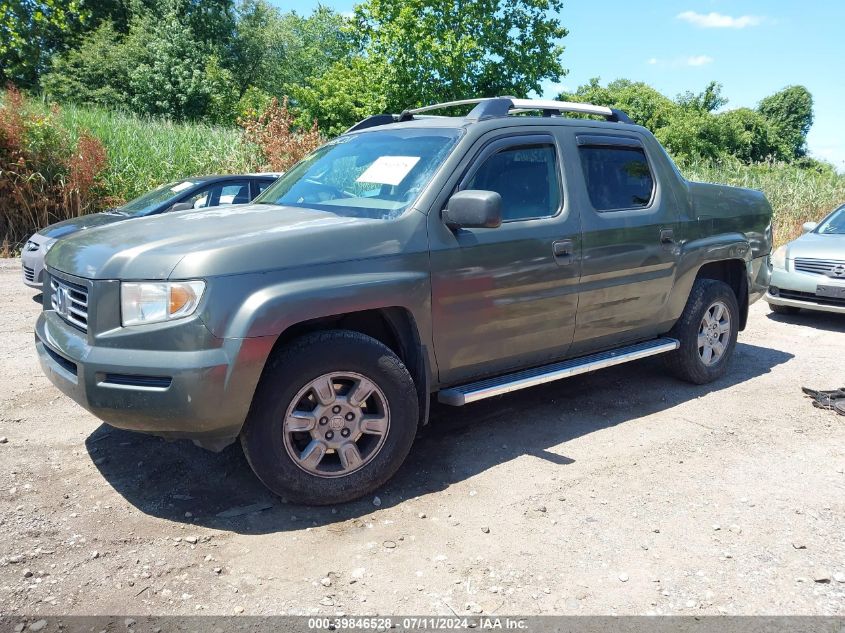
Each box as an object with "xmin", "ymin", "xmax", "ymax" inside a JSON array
[
  {"xmin": 263, "ymin": 307, "xmax": 431, "ymax": 427},
  {"xmin": 694, "ymin": 259, "xmax": 749, "ymax": 330}
]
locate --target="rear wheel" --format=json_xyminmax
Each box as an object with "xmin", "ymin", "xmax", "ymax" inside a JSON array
[
  {"xmin": 241, "ymin": 330, "xmax": 418, "ymax": 505},
  {"xmin": 665, "ymin": 279, "xmax": 739, "ymax": 385},
  {"xmin": 769, "ymin": 302, "xmax": 801, "ymax": 316}
]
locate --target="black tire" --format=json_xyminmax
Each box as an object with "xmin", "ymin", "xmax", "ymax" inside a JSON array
[
  {"xmin": 664, "ymin": 279, "xmax": 740, "ymax": 385},
  {"xmin": 240, "ymin": 330, "xmax": 418, "ymax": 505},
  {"xmin": 769, "ymin": 302, "xmax": 800, "ymax": 316}
]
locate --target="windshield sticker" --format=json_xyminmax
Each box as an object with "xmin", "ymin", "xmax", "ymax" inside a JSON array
[
  {"xmin": 170, "ymin": 181, "xmax": 195, "ymax": 193},
  {"xmin": 356, "ymin": 156, "xmax": 421, "ymax": 186}
]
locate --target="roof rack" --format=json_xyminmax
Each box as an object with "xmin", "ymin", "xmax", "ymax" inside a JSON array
[{"xmin": 345, "ymin": 97, "xmax": 633, "ymax": 133}]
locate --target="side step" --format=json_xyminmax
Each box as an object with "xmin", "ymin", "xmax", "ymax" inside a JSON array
[{"xmin": 437, "ymin": 337, "xmax": 680, "ymax": 406}]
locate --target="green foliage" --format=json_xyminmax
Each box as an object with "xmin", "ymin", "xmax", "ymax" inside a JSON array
[
  {"xmin": 41, "ymin": 22, "xmax": 133, "ymax": 108},
  {"xmin": 54, "ymin": 102, "xmax": 261, "ymax": 202},
  {"xmin": 677, "ymin": 81, "xmax": 728, "ymax": 113},
  {"xmin": 758, "ymin": 85, "xmax": 814, "ymax": 159},
  {"xmin": 351, "ymin": 0, "xmax": 568, "ymax": 110},
  {"xmin": 37, "ymin": 0, "xmax": 350, "ymax": 124},
  {"xmin": 228, "ymin": 2, "xmax": 352, "ymax": 99},
  {"xmin": 126, "ymin": 9, "xmax": 213, "ymax": 120},
  {"xmin": 562, "ymin": 78, "xmax": 814, "ymax": 165},
  {"xmin": 289, "ymin": 57, "xmax": 390, "ymax": 136},
  {"xmin": 0, "ymin": 0, "xmax": 90, "ymax": 88}
]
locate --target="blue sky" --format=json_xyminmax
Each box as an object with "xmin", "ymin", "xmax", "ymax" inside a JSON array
[{"xmin": 275, "ymin": 0, "xmax": 844, "ymax": 170}]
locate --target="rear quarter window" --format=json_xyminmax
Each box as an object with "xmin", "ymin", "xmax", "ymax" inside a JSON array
[{"xmin": 578, "ymin": 145, "xmax": 655, "ymax": 212}]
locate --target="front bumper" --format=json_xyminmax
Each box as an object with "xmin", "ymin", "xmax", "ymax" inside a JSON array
[
  {"xmin": 35, "ymin": 305, "xmax": 274, "ymax": 449},
  {"xmin": 765, "ymin": 264, "xmax": 845, "ymax": 315}
]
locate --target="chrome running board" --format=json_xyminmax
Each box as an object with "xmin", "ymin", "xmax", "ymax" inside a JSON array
[{"xmin": 437, "ymin": 338, "xmax": 680, "ymax": 406}]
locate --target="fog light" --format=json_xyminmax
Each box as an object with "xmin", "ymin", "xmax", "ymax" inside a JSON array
[{"xmin": 769, "ymin": 287, "xmax": 779, "ymax": 297}]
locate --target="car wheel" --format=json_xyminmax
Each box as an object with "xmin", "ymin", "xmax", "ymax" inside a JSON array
[
  {"xmin": 664, "ymin": 279, "xmax": 740, "ymax": 385},
  {"xmin": 240, "ymin": 330, "xmax": 418, "ymax": 505},
  {"xmin": 769, "ymin": 303, "xmax": 800, "ymax": 316}
]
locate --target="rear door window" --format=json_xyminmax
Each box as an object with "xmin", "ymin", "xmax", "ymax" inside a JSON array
[{"xmin": 578, "ymin": 142, "xmax": 654, "ymax": 212}]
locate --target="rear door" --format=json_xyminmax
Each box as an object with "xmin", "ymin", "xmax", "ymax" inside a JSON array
[
  {"xmin": 566, "ymin": 132, "xmax": 681, "ymax": 354},
  {"xmin": 429, "ymin": 131, "xmax": 581, "ymax": 384}
]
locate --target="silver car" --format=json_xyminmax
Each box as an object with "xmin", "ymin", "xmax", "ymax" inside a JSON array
[{"xmin": 766, "ymin": 203, "xmax": 845, "ymax": 315}]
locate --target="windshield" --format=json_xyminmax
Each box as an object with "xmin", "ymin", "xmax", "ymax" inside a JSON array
[
  {"xmin": 255, "ymin": 128, "xmax": 462, "ymax": 219},
  {"xmin": 117, "ymin": 180, "xmax": 201, "ymax": 216},
  {"xmin": 816, "ymin": 205, "xmax": 845, "ymax": 235}
]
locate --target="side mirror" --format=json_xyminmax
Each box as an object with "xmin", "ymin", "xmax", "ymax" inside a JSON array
[
  {"xmin": 169, "ymin": 202, "xmax": 194, "ymax": 212},
  {"xmin": 442, "ymin": 190, "xmax": 502, "ymax": 229},
  {"xmin": 801, "ymin": 221, "xmax": 818, "ymax": 233}
]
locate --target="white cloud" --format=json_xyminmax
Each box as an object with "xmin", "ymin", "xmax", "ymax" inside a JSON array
[
  {"xmin": 685, "ymin": 55, "xmax": 714, "ymax": 67},
  {"xmin": 646, "ymin": 55, "xmax": 714, "ymax": 68},
  {"xmin": 677, "ymin": 11, "xmax": 763, "ymax": 29}
]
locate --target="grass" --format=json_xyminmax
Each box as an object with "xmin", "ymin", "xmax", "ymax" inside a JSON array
[
  {"xmin": 54, "ymin": 103, "xmax": 262, "ymax": 204},
  {"xmin": 680, "ymin": 158, "xmax": 845, "ymax": 246}
]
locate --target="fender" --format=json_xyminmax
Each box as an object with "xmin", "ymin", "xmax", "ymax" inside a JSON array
[{"xmin": 661, "ymin": 232, "xmax": 753, "ymax": 324}]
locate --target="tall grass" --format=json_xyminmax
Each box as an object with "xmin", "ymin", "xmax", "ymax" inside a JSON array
[
  {"xmin": 4, "ymin": 95, "xmax": 844, "ymax": 250},
  {"xmin": 56, "ymin": 104, "xmax": 263, "ymax": 203},
  {"xmin": 680, "ymin": 159, "xmax": 845, "ymax": 246}
]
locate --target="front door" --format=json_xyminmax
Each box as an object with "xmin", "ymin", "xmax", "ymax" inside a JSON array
[{"xmin": 429, "ymin": 133, "xmax": 582, "ymax": 384}]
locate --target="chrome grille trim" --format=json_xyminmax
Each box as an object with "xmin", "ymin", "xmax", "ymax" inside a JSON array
[
  {"xmin": 50, "ymin": 277, "xmax": 89, "ymax": 332},
  {"xmin": 794, "ymin": 258, "xmax": 845, "ymax": 278}
]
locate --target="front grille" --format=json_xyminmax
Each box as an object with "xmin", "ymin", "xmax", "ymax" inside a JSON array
[
  {"xmin": 23, "ymin": 264, "xmax": 35, "ymax": 282},
  {"xmin": 50, "ymin": 277, "xmax": 89, "ymax": 332},
  {"xmin": 779, "ymin": 289, "xmax": 845, "ymax": 308},
  {"xmin": 794, "ymin": 258, "xmax": 845, "ymax": 278}
]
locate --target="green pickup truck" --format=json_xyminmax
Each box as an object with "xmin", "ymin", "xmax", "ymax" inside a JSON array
[{"xmin": 35, "ymin": 97, "xmax": 772, "ymax": 505}]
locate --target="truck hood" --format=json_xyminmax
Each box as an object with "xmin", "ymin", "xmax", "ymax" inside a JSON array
[
  {"xmin": 38, "ymin": 212, "xmax": 124, "ymax": 240},
  {"xmin": 786, "ymin": 231, "xmax": 845, "ymax": 262},
  {"xmin": 46, "ymin": 203, "xmax": 410, "ymax": 280}
]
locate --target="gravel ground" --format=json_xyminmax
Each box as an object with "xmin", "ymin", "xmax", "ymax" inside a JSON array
[{"xmin": 0, "ymin": 257, "xmax": 843, "ymax": 617}]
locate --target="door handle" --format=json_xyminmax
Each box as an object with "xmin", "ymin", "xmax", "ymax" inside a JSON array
[
  {"xmin": 660, "ymin": 228, "xmax": 675, "ymax": 245},
  {"xmin": 553, "ymin": 239, "xmax": 574, "ymax": 264}
]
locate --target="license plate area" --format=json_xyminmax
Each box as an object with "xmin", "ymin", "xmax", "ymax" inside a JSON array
[{"xmin": 817, "ymin": 284, "xmax": 845, "ymax": 299}]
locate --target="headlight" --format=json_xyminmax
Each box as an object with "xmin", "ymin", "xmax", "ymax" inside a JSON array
[
  {"xmin": 771, "ymin": 245, "xmax": 787, "ymax": 269},
  {"xmin": 121, "ymin": 281, "xmax": 206, "ymax": 326},
  {"xmin": 25, "ymin": 239, "xmax": 40, "ymax": 251}
]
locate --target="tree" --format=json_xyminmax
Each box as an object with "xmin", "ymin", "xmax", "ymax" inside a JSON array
[
  {"xmin": 229, "ymin": 2, "xmax": 351, "ymax": 100},
  {"xmin": 127, "ymin": 8, "xmax": 214, "ymax": 120},
  {"xmin": 352, "ymin": 0, "xmax": 568, "ymax": 110},
  {"xmin": 290, "ymin": 57, "xmax": 390, "ymax": 136},
  {"xmin": 758, "ymin": 85, "xmax": 814, "ymax": 159},
  {"xmin": 677, "ymin": 81, "xmax": 728, "ymax": 113},
  {"xmin": 0, "ymin": 0, "xmax": 90, "ymax": 88},
  {"xmin": 560, "ymin": 78, "xmax": 678, "ymax": 131},
  {"xmin": 42, "ymin": 21, "xmax": 133, "ymax": 108},
  {"xmin": 717, "ymin": 108, "xmax": 782, "ymax": 163}
]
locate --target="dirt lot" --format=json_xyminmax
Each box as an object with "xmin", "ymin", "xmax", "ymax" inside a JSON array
[{"xmin": 0, "ymin": 257, "xmax": 843, "ymax": 617}]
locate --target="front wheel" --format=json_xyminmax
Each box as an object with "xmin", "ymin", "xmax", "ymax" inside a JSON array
[
  {"xmin": 664, "ymin": 279, "xmax": 740, "ymax": 385},
  {"xmin": 240, "ymin": 330, "xmax": 418, "ymax": 505}
]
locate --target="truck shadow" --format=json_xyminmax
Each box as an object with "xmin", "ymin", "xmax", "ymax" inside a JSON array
[{"xmin": 85, "ymin": 341, "xmax": 792, "ymax": 535}]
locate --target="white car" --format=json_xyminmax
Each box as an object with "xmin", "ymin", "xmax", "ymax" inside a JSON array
[{"xmin": 766, "ymin": 203, "xmax": 845, "ymax": 315}]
